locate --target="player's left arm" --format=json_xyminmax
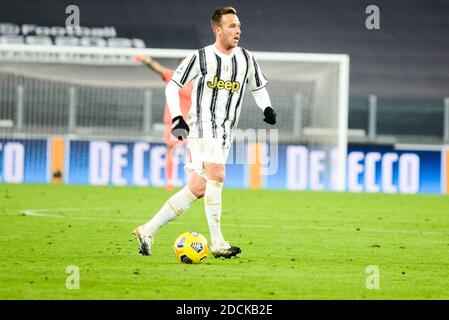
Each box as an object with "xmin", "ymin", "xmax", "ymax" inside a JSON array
[
  {"xmin": 248, "ymin": 54, "xmax": 277, "ymax": 125},
  {"xmin": 252, "ymin": 88, "xmax": 276, "ymax": 125}
]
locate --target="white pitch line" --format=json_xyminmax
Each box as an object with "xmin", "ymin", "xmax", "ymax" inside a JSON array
[
  {"xmin": 20, "ymin": 207, "xmax": 145, "ymax": 223},
  {"xmin": 19, "ymin": 207, "xmax": 449, "ymax": 237}
]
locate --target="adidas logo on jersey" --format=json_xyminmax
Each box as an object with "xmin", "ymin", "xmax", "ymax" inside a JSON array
[{"xmin": 207, "ymin": 76, "xmax": 240, "ymax": 93}]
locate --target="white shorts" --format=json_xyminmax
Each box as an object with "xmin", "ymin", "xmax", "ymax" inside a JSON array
[{"xmin": 184, "ymin": 138, "xmax": 231, "ymax": 180}]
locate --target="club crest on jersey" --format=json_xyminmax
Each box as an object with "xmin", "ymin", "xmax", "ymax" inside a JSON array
[
  {"xmin": 207, "ymin": 76, "xmax": 240, "ymax": 93},
  {"xmin": 176, "ymin": 64, "xmax": 186, "ymax": 75}
]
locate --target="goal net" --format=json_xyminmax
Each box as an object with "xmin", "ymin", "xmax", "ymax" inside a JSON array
[{"xmin": 0, "ymin": 45, "xmax": 349, "ymax": 190}]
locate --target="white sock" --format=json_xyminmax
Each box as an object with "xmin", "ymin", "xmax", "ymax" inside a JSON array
[
  {"xmin": 142, "ymin": 186, "xmax": 197, "ymax": 237},
  {"xmin": 204, "ymin": 180, "xmax": 226, "ymax": 247}
]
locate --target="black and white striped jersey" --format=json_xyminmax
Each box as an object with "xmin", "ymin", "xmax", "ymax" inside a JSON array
[{"xmin": 170, "ymin": 44, "xmax": 268, "ymax": 146}]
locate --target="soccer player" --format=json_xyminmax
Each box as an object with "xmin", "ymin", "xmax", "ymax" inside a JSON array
[
  {"xmin": 133, "ymin": 6, "xmax": 277, "ymax": 258},
  {"xmin": 134, "ymin": 54, "xmax": 193, "ymax": 190}
]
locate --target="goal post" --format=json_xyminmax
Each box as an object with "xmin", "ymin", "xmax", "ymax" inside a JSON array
[
  {"xmin": 245, "ymin": 51, "xmax": 349, "ymax": 191},
  {"xmin": 0, "ymin": 44, "xmax": 349, "ymax": 191}
]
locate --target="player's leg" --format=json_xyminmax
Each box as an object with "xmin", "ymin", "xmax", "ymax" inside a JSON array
[
  {"xmin": 133, "ymin": 171, "xmax": 205, "ymax": 256},
  {"xmin": 203, "ymin": 162, "xmax": 225, "ymax": 246},
  {"xmin": 203, "ymin": 162, "xmax": 241, "ymax": 258}
]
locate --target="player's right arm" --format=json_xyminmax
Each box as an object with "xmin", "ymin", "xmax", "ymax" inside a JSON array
[{"xmin": 165, "ymin": 52, "xmax": 200, "ymax": 140}]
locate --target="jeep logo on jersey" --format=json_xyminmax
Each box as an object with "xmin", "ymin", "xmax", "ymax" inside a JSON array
[{"xmin": 207, "ymin": 76, "xmax": 240, "ymax": 93}]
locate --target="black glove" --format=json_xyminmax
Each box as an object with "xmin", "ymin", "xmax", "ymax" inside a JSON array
[
  {"xmin": 171, "ymin": 116, "xmax": 190, "ymax": 140},
  {"xmin": 263, "ymin": 107, "xmax": 277, "ymax": 125}
]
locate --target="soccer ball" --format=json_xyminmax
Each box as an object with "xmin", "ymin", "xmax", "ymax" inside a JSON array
[{"xmin": 173, "ymin": 231, "xmax": 209, "ymax": 264}]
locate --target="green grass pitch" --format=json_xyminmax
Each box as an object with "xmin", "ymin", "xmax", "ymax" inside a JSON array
[{"xmin": 0, "ymin": 183, "xmax": 448, "ymax": 299}]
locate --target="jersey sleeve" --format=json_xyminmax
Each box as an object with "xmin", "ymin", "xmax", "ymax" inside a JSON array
[
  {"xmin": 251, "ymin": 86, "xmax": 272, "ymax": 111},
  {"xmin": 247, "ymin": 53, "xmax": 268, "ymax": 91},
  {"xmin": 170, "ymin": 51, "xmax": 200, "ymax": 88}
]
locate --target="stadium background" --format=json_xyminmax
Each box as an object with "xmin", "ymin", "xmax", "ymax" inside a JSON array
[
  {"xmin": 1, "ymin": 0, "xmax": 449, "ymax": 302},
  {"xmin": 1, "ymin": 0, "xmax": 448, "ymax": 194}
]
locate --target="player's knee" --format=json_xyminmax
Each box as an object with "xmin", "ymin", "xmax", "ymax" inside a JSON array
[
  {"xmin": 206, "ymin": 171, "xmax": 225, "ymax": 183},
  {"xmin": 187, "ymin": 171, "xmax": 207, "ymax": 198},
  {"xmin": 204, "ymin": 164, "xmax": 225, "ymax": 183},
  {"xmin": 210, "ymin": 172, "xmax": 225, "ymax": 183},
  {"xmin": 187, "ymin": 178, "xmax": 206, "ymax": 198},
  {"xmin": 189, "ymin": 184, "xmax": 205, "ymax": 198},
  {"xmin": 214, "ymin": 168, "xmax": 226, "ymax": 183}
]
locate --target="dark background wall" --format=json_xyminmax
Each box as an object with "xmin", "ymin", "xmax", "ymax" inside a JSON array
[{"xmin": 1, "ymin": 0, "xmax": 449, "ymax": 100}]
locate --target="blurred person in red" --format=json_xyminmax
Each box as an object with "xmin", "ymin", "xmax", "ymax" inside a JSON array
[{"xmin": 135, "ymin": 54, "xmax": 193, "ymax": 190}]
